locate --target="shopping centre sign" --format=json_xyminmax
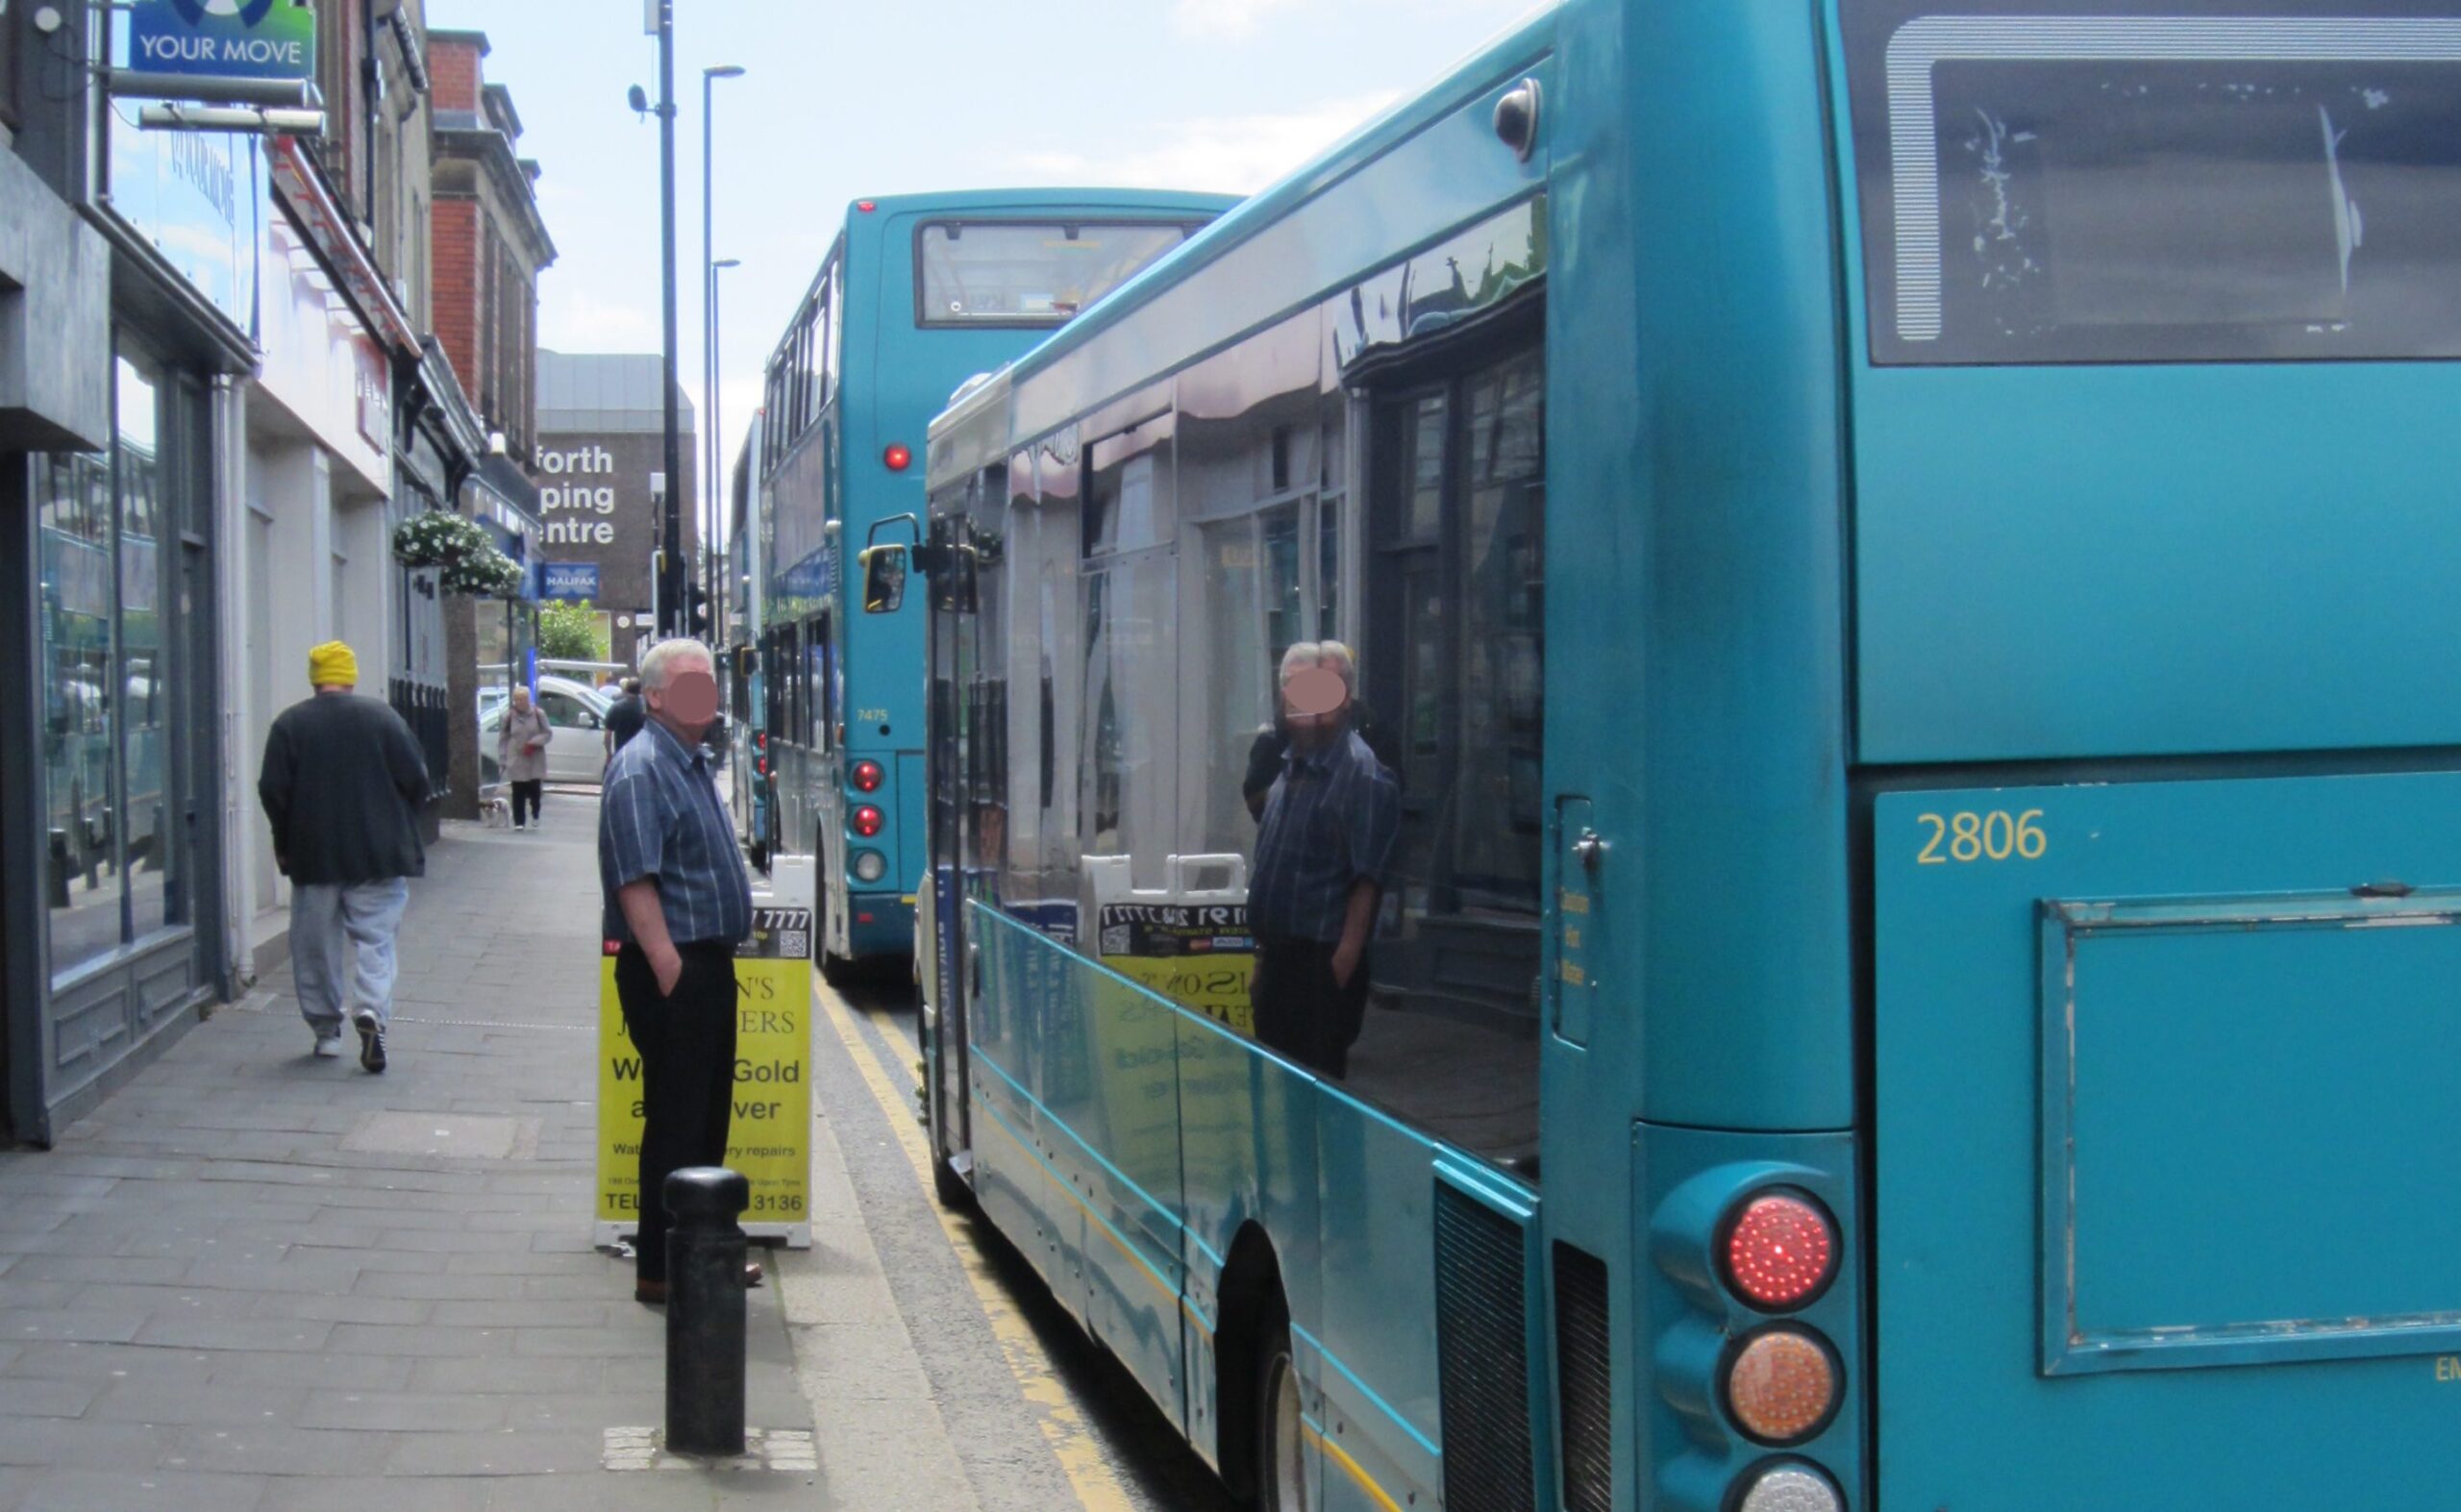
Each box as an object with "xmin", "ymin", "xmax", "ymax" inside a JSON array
[{"xmin": 129, "ymin": 0, "xmax": 317, "ymax": 85}]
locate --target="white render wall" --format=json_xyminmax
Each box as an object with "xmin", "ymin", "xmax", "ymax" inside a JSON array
[{"xmin": 223, "ymin": 395, "xmax": 399, "ymax": 979}]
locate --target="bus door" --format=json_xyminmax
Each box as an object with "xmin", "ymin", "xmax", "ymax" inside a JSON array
[
  {"xmin": 808, "ymin": 612, "xmax": 836, "ymax": 854},
  {"xmin": 925, "ymin": 508, "xmax": 972, "ymax": 1178}
]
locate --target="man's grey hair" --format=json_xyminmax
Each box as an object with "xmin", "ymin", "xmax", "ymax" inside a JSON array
[
  {"xmin": 639, "ymin": 637, "xmax": 714, "ymax": 691},
  {"xmin": 1279, "ymin": 639, "xmax": 1356, "ymax": 694}
]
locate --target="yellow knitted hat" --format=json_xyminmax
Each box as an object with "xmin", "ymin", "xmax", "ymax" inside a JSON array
[{"xmin": 308, "ymin": 641, "xmax": 360, "ymax": 688}]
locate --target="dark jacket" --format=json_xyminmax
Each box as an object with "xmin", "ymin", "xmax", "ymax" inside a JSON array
[
  {"xmin": 603, "ymin": 694, "xmax": 647, "ymax": 755},
  {"xmin": 258, "ymin": 692, "xmax": 432, "ymax": 885},
  {"xmin": 1243, "ymin": 710, "xmax": 1402, "ymax": 817}
]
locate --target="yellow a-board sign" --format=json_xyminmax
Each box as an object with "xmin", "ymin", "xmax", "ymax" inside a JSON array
[{"xmin": 593, "ymin": 905, "xmax": 812, "ymax": 1249}]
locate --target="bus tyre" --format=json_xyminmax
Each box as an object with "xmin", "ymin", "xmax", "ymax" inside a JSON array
[
  {"xmin": 1254, "ymin": 1301, "xmax": 1307, "ymax": 1512},
  {"xmin": 932, "ymin": 1154, "xmax": 972, "ymax": 1211}
]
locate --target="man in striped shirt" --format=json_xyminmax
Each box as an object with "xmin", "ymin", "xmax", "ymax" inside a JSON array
[
  {"xmin": 598, "ymin": 638, "xmax": 755, "ymax": 1305},
  {"xmin": 1247, "ymin": 641, "xmax": 1400, "ymax": 1079}
]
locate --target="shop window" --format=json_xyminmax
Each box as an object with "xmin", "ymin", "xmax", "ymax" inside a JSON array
[{"xmin": 39, "ymin": 350, "xmax": 191, "ymax": 976}]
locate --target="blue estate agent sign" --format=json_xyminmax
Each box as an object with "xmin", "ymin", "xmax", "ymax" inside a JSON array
[
  {"xmin": 541, "ymin": 562, "xmax": 601, "ymax": 603},
  {"xmin": 129, "ymin": 0, "xmax": 318, "ymax": 84}
]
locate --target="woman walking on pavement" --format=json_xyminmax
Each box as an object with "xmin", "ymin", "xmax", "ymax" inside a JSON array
[{"xmin": 497, "ymin": 684, "xmax": 553, "ymax": 830}]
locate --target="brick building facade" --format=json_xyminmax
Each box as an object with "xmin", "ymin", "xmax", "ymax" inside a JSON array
[
  {"xmin": 428, "ymin": 29, "xmax": 558, "ymax": 818},
  {"xmin": 427, "ymin": 31, "xmax": 553, "ymax": 462}
]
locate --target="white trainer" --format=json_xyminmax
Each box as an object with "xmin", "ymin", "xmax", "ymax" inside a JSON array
[{"xmin": 312, "ymin": 1034, "xmax": 344, "ymax": 1057}]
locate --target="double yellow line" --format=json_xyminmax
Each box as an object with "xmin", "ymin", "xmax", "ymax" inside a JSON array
[{"xmin": 812, "ymin": 981, "xmax": 1134, "ymax": 1512}]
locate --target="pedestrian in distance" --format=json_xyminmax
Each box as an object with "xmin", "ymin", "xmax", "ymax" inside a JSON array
[
  {"xmin": 497, "ymin": 683, "xmax": 552, "ymax": 830},
  {"xmin": 257, "ymin": 640, "xmax": 431, "ymax": 1073},
  {"xmin": 1246, "ymin": 641, "xmax": 1400, "ymax": 1079},
  {"xmin": 603, "ymin": 676, "xmax": 646, "ymax": 766},
  {"xmin": 598, "ymin": 639, "xmax": 760, "ymax": 1306}
]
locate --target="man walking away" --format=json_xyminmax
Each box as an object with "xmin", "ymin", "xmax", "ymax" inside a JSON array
[
  {"xmin": 1247, "ymin": 641, "xmax": 1400, "ymax": 1078},
  {"xmin": 599, "ymin": 639, "xmax": 758, "ymax": 1305},
  {"xmin": 497, "ymin": 683, "xmax": 552, "ymax": 830},
  {"xmin": 258, "ymin": 641, "xmax": 431, "ymax": 1073},
  {"xmin": 603, "ymin": 677, "xmax": 646, "ymax": 765}
]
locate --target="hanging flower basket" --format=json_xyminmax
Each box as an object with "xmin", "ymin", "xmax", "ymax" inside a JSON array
[
  {"xmin": 441, "ymin": 546, "xmax": 527, "ymax": 598},
  {"xmin": 391, "ymin": 508, "xmax": 492, "ymax": 569},
  {"xmin": 394, "ymin": 510, "xmax": 525, "ymax": 598}
]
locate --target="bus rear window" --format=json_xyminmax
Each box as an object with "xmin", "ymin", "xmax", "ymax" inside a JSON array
[
  {"xmin": 1843, "ymin": 3, "xmax": 2461, "ymax": 363},
  {"xmin": 914, "ymin": 221, "xmax": 1194, "ymax": 328}
]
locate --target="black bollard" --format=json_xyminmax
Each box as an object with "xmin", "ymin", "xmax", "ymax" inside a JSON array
[{"xmin": 662, "ymin": 1166, "xmax": 749, "ymax": 1457}]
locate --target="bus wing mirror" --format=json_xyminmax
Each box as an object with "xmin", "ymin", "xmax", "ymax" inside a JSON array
[{"xmin": 858, "ymin": 544, "xmax": 908, "ymax": 614}]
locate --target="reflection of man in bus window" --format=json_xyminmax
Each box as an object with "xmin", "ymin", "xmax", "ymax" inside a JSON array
[
  {"xmin": 1242, "ymin": 685, "xmax": 1402, "ymax": 821},
  {"xmin": 1246, "ymin": 641, "xmax": 1399, "ymax": 1078}
]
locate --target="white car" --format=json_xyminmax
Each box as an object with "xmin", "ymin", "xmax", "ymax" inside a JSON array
[{"xmin": 480, "ymin": 676, "xmax": 611, "ymax": 787}]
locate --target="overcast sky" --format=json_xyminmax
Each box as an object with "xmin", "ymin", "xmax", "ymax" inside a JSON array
[{"xmin": 424, "ymin": 0, "xmax": 1541, "ymax": 523}]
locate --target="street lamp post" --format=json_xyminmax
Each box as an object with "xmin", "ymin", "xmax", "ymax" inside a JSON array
[
  {"xmin": 651, "ymin": 2, "xmax": 684, "ymax": 639},
  {"xmin": 708, "ymin": 257, "xmax": 740, "ymax": 650},
  {"xmin": 701, "ymin": 62, "xmax": 745, "ymax": 651}
]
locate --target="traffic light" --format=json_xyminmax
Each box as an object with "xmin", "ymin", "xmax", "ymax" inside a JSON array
[{"xmin": 684, "ymin": 582, "xmax": 711, "ymax": 638}]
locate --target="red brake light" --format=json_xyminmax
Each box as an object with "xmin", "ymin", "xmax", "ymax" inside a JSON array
[
  {"xmin": 882, "ymin": 444, "xmax": 911, "ymax": 472},
  {"xmin": 852, "ymin": 805, "xmax": 883, "ymax": 837},
  {"xmin": 1723, "ymin": 1191, "xmax": 1837, "ymax": 1311},
  {"xmin": 851, "ymin": 759, "xmax": 882, "ymax": 792},
  {"xmin": 856, "ymin": 200, "xmax": 877, "ymax": 212}
]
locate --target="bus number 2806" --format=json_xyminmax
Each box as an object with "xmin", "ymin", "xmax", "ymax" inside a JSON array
[{"xmin": 1916, "ymin": 809, "xmax": 2046, "ymax": 865}]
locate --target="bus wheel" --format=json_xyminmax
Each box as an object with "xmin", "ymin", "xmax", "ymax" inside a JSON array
[
  {"xmin": 1254, "ymin": 1300, "xmax": 1307, "ymax": 1512},
  {"xmin": 932, "ymin": 1154, "xmax": 972, "ymax": 1211}
]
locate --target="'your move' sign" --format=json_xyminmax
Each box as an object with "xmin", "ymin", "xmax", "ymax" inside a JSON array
[{"xmin": 129, "ymin": 0, "xmax": 317, "ymax": 84}]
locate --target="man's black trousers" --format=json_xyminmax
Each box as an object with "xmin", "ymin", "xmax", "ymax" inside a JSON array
[
  {"xmin": 613, "ymin": 940, "xmax": 738, "ymax": 1283},
  {"xmin": 1251, "ymin": 935, "xmax": 1369, "ymax": 1080}
]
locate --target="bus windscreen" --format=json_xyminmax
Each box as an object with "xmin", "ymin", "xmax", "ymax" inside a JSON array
[
  {"xmin": 915, "ymin": 221, "xmax": 1193, "ymax": 328},
  {"xmin": 1843, "ymin": 4, "xmax": 2461, "ymax": 363}
]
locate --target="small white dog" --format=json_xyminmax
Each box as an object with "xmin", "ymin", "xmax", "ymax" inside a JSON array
[{"xmin": 479, "ymin": 786, "xmax": 512, "ymax": 829}]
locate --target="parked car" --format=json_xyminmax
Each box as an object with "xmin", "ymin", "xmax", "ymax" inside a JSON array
[{"xmin": 479, "ymin": 676, "xmax": 610, "ymax": 787}]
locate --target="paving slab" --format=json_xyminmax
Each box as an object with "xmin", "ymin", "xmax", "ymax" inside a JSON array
[
  {"xmin": 12, "ymin": 1467, "xmax": 266, "ymax": 1512},
  {"xmin": 0, "ymin": 1378, "xmax": 101, "ymax": 1420}
]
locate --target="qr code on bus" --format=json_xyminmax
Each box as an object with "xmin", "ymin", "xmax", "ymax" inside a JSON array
[
  {"xmin": 777, "ymin": 929, "xmax": 808, "ymax": 959},
  {"xmin": 1101, "ymin": 925, "xmax": 1131, "ymax": 954}
]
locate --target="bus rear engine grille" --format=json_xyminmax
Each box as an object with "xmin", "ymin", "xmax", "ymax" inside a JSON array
[
  {"xmin": 1554, "ymin": 1240, "xmax": 1613, "ymax": 1512},
  {"xmin": 1433, "ymin": 1182, "xmax": 1535, "ymax": 1512}
]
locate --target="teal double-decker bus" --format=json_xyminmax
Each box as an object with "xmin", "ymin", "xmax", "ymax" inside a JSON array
[
  {"xmin": 879, "ymin": 2, "xmax": 2461, "ymax": 1508},
  {"xmin": 752, "ymin": 189, "xmax": 1234, "ymax": 970}
]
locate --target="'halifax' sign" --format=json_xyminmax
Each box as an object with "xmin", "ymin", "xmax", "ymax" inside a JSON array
[
  {"xmin": 130, "ymin": 0, "xmax": 317, "ymax": 85},
  {"xmin": 540, "ymin": 562, "xmax": 602, "ymax": 603}
]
